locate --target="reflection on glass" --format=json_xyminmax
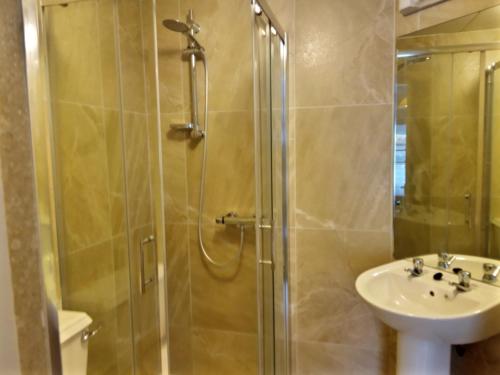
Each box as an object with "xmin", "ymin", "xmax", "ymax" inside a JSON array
[{"xmin": 394, "ymin": 5, "xmax": 500, "ymax": 273}]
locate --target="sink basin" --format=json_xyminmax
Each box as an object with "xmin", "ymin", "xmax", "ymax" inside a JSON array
[{"xmin": 355, "ymin": 259, "xmax": 500, "ymax": 375}]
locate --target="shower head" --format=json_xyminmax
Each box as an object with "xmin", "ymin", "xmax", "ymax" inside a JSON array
[
  {"xmin": 163, "ymin": 19, "xmax": 190, "ymax": 33},
  {"xmin": 162, "ymin": 18, "xmax": 205, "ymax": 52}
]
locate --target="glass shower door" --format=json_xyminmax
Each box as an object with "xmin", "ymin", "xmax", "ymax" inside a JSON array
[{"xmin": 39, "ymin": 0, "xmax": 163, "ymax": 373}]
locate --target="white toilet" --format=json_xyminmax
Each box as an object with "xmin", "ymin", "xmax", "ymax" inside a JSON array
[{"xmin": 58, "ymin": 310, "xmax": 92, "ymax": 375}]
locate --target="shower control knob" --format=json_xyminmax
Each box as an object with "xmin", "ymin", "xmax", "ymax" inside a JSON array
[{"xmin": 215, "ymin": 212, "xmax": 237, "ymax": 224}]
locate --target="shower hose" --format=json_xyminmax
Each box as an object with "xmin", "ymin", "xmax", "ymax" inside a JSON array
[{"xmin": 197, "ymin": 54, "xmax": 245, "ymax": 267}]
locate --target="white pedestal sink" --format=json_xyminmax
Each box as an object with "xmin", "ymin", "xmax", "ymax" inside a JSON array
[{"xmin": 355, "ymin": 259, "xmax": 500, "ymax": 375}]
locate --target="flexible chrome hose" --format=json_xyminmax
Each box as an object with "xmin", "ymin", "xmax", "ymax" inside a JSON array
[{"xmin": 197, "ymin": 53, "xmax": 245, "ymax": 267}]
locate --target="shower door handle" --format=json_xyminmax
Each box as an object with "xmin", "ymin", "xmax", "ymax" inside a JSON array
[
  {"xmin": 140, "ymin": 235, "xmax": 156, "ymax": 294},
  {"xmin": 259, "ymin": 218, "xmax": 274, "ymax": 269}
]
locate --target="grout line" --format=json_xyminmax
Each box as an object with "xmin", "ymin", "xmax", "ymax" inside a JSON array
[
  {"xmin": 292, "ymin": 102, "xmax": 393, "ymax": 110},
  {"xmin": 67, "ymin": 222, "xmax": 153, "ymax": 255},
  {"xmin": 294, "ymin": 226, "xmax": 391, "ymax": 233},
  {"xmin": 53, "ymin": 98, "xmax": 148, "ymax": 116}
]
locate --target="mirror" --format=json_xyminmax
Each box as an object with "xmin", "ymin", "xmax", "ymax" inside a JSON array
[{"xmin": 393, "ymin": 5, "xmax": 500, "ymax": 285}]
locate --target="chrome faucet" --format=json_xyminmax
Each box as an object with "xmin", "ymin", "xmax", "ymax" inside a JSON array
[
  {"xmin": 438, "ymin": 251, "xmax": 456, "ymax": 269},
  {"xmin": 482, "ymin": 263, "xmax": 500, "ymax": 283},
  {"xmin": 405, "ymin": 258, "xmax": 424, "ymax": 277},
  {"xmin": 450, "ymin": 270, "xmax": 471, "ymax": 292}
]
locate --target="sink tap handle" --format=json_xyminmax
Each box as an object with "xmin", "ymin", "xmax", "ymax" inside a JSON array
[
  {"xmin": 438, "ymin": 251, "xmax": 449, "ymax": 261},
  {"xmin": 449, "ymin": 270, "xmax": 472, "ymax": 292},
  {"xmin": 404, "ymin": 258, "xmax": 424, "ymax": 277},
  {"xmin": 438, "ymin": 251, "xmax": 455, "ymax": 269},
  {"xmin": 413, "ymin": 257, "xmax": 424, "ymax": 274},
  {"xmin": 458, "ymin": 270, "xmax": 471, "ymax": 288},
  {"xmin": 483, "ymin": 263, "xmax": 499, "ymax": 282}
]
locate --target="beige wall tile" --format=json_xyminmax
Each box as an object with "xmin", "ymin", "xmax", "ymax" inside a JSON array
[
  {"xmin": 54, "ymin": 102, "xmax": 112, "ymax": 252},
  {"xmin": 112, "ymin": 234, "xmax": 130, "ymax": 302},
  {"xmin": 169, "ymin": 322, "xmax": 194, "ymax": 375},
  {"xmin": 295, "ymin": 339, "xmax": 395, "ymax": 375},
  {"xmin": 452, "ymin": 52, "xmax": 481, "ymax": 117},
  {"xmin": 404, "ymin": 116, "xmax": 433, "ymax": 206},
  {"xmin": 63, "ymin": 241, "xmax": 116, "ymax": 313},
  {"xmin": 104, "ymin": 110, "xmax": 127, "ymax": 236},
  {"xmin": 98, "ymin": 0, "xmax": 121, "ymax": 110},
  {"xmin": 117, "ymin": 0, "xmax": 147, "ymax": 113},
  {"xmin": 344, "ymin": 230, "xmax": 393, "ymax": 275},
  {"xmin": 394, "ymin": 217, "xmax": 431, "ymax": 257},
  {"xmin": 165, "ymin": 223, "xmax": 193, "ymax": 375},
  {"xmin": 162, "ymin": 114, "xmax": 189, "ymax": 224},
  {"xmin": 266, "ymin": 0, "xmax": 295, "ymax": 32},
  {"xmin": 136, "ymin": 328, "xmax": 162, "ymax": 375},
  {"xmin": 295, "ymin": 0, "xmax": 394, "ymax": 107},
  {"xmin": 403, "ymin": 54, "xmax": 452, "ymax": 119},
  {"xmin": 192, "ymin": 328, "xmax": 258, "ymax": 375},
  {"xmin": 157, "ymin": 0, "xmax": 186, "ymax": 114},
  {"xmin": 295, "ymin": 105, "xmax": 392, "ymax": 231},
  {"xmin": 63, "ymin": 241, "xmax": 120, "ymax": 375},
  {"xmin": 123, "ymin": 111, "xmax": 153, "ymax": 228},
  {"xmin": 165, "ymin": 224, "xmax": 191, "ymax": 327},
  {"xmin": 189, "ymin": 224, "xmax": 257, "ymax": 333},
  {"xmin": 45, "ymin": 1, "xmax": 102, "ymax": 106},
  {"xmin": 186, "ymin": 111, "xmax": 255, "ymax": 224},
  {"xmin": 294, "ymin": 229, "xmax": 392, "ymax": 348},
  {"xmin": 180, "ymin": 0, "xmax": 254, "ymax": 113}
]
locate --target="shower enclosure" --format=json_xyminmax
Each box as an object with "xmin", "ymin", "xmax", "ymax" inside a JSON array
[{"xmin": 23, "ymin": 0, "xmax": 289, "ymax": 374}]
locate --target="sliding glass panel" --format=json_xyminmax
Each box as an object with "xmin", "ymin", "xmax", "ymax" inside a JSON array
[
  {"xmin": 115, "ymin": 0, "xmax": 162, "ymax": 373},
  {"xmin": 254, "ymin": 9, "xmax": 274, "ymax": 375},
  {"xmin": 43, "ymin": 1, "xmax": 136, "ymax": 373},
  {"xmin": 41, "ymin": 0, "xmax": 164, "ymax": 373}
]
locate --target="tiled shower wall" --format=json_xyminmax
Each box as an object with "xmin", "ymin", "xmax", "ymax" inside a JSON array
[
  {"xmin": 158, "ymin": 0, "xmax": 257, "ymax": 374},
  {"xmin": 288, "ymin": 0, "xmax": 396, "ymax": 372}
]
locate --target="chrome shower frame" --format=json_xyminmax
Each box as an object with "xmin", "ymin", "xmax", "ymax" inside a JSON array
[
  {"xmin": 251, "ymin": 1, "xmax": 291, "ymax": 374},
  {"xmin": 483, "ymin": 61, "xmax": 500, "ymax": 258}
]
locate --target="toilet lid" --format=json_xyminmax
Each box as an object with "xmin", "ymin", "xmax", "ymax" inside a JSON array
[{"xmin": 57, "ymin": 310, "xmax": 92, "ymax": 344}]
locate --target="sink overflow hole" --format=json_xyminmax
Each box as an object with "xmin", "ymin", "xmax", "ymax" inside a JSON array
[{"xmin": 429, "ymin": 291, "xmax": 435, "ymax": 297}]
